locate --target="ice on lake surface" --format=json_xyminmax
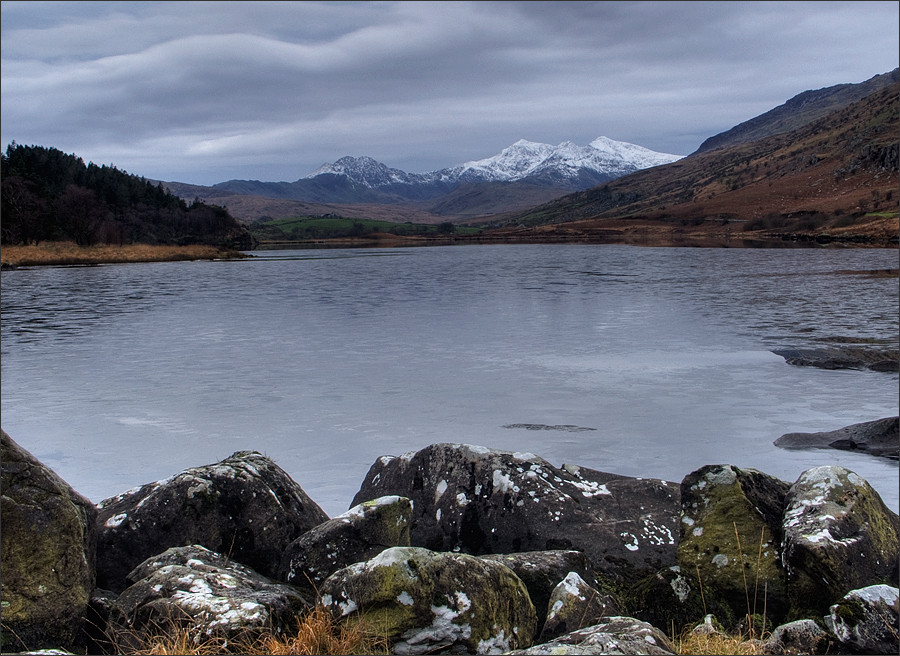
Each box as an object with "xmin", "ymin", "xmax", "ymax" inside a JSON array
[{"xmin": 1, "ymin": 243, "xmax": 897, "ymax": 516}]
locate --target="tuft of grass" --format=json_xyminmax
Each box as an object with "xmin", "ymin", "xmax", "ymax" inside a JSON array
[
  {"xmin": 0, "ymin": 241, "xmax": 246, "ymax": 267},
  {"xmin": 676, "ymin": 629, "xmax": 765, "ymax": 655}
]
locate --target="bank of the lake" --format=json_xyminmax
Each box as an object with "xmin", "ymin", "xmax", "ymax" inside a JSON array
[{"xmin": 0, "ymin": 241, "xmax": 250, "ymax": 268}]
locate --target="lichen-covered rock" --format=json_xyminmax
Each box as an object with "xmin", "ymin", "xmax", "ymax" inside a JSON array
[
  {"xmin": 828, "ymin": 585, "xmax": 899, "ymax": 655},
  {"xmin": 0, "ymin": 430, "xmax": 97, "ymax": 652},
  {"xmin": 278, "ymin": 495, "xmax": 412, "ymax": 591},
  {"xmin": 95, "ymin": 450, "xmax": 329, "ymax": 592},
  {"xmin": 781, "ymin": 466, "xmax": 899, "ymax": 615},
  {"xmin": 678, "ymin": 464, "xmax": 790, "ymax": 624},
  {"xmin": 759, "ymin": 619, "xmax": 835, "ymax": 655},
  {"xmin": 508, "ymin": 617, "xmax": 676, "ymax": 655},
  {"xmin": 107, "ymin": 545, "xmax": 309, "ymax": 650},
  {"xmin": 480, "ymin": 550, "xmax": 603, "ymax": 638},
  {"xmin": 318, "ymin": 546, "xmax": 536, "ymax": 654},
  {"xmin": 775, "ymin": 416, "xmax": 899, "ymax": 461},
  {"xmin": 351, "ymin": 444, "xmax": 680, "ymax": 582},
  {"xmin": 539, "ymin": 572, "xmax": 619, "ymax": 642},
  {"xmin": 627, "ymin": 565, "xmax": 737, "ymax": 633}
]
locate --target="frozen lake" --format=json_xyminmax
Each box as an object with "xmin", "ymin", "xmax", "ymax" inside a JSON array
[{"xmin": 1, "ymin": 243, "xmax": 897, "ymax": 516}]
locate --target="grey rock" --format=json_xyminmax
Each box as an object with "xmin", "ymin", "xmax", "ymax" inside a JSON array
[
  {"xmin": 828, "ymin": 585, "xmax": 900, "ymax": 655},
  {"xmin": 781, "ymin": 466, "xmax": 900, "ymax": 615},
  {"xmin": 318, "ymin": 546, "xmax": 536, "ymax": 654},
  {"xmin": 508, "ymin": 617, "xmax": 676, "ymax": 655},
  {"xmin": 772, "ymin": 347, "xmax": 899, "ymax": 372},
  {"xmin": 678, "ymin": 464, "xmax": 790, "ymax": 625},
  {"xmin": 107, "ymin": 545, "xmax": 309, "ymax": 650},
  {"xmin": 0, "ymin": 430, "xmax": 97, "ymax": 652},
  {"xmin": 95, "ymin": 450, "xmax": 329, "ymax": 592},
  {"xmin": 760, "ymin": 619, "xmax": 835, "ymax": 655},
  {"xmin": 480, "ymin": 550, "xmax": 603, "ymax": 638},
  {"xmin": 775, "ymin": 416, "xmax": 899, "ymax": 460},
  {"xmin": 350, "ymin": 443, "xmax": 681, "ymax": 582},
  {"xmin": 539, "ymin": 572, "xmax": 619, "ymax": 642},
  {"xmin": 278, "ymin": 495, "xmax": 412, "ymax": 591}
]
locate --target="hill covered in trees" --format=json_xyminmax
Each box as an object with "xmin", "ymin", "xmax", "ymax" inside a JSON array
[{"xmin": 1, "ymin": 143, "xmax": 254, "ymax": 249}]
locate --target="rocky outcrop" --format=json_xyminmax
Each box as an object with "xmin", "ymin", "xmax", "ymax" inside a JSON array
[
  {"xmin": 827, "ymin": 584, "xmax": 900, "ymax": 655},
  {"xmin": 0, "ymin": 430, "xmax": 97, "ymax": 652},
  {"xmin": 318, "ymin": 546, "xmax": 537, "ymax": 654},
  {"xmin": 539, "ymin": 572, "xmax": 618, "ymax": 642},
  {"xmin": 95, "ymin": 450, "xmax": 329, "ymax": 592},
  {"xmin": 678, "ymin": 464, "xmax": 790, "ymax": 624},
  {"xmin": 509, "ymin": 617, "xmax": 676, "ymax": 655},
  {"xmin": 278, "ymin": 495, "xmax": 412, "ymax": 592},
  {"xmin": 772, "ymin": 346, "xmax": 899, "ymax": 372},
  {"xmin": 106, "ymin": 545, "xmax": 309, "ymax": 651},
  {"xmin": 775, "ymin": 416, "xmax": 899, "ymax": 460},
  {"xmin": 350, "ymin": 443, "xmax": 681, "ymax": 582},
  {"xmin": 781, "ymin": 466, "xmax": 900, "ymax": 615},
  {"xmin": 759, "ymin": 619, "xmax": 835, "ymax": 655}
]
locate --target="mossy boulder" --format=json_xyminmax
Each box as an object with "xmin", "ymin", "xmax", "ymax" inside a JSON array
[
  {"xmin": 539, "ymin": 572, "xmax": 619, "ymax": 642},
  {"xmin": 351, "ymin": 443, "xmax": 681, "ymax": 583},
  {"xmin": 781, "ymin": 466, "xmax": 899, "ymax": 616},
  {"xmin": 95, "ymin": 450, "xmax": 329, "ymax": 592},
  {"xmin": 828, "ymin": 584, "xmax": 899, "ymax": 655},
  {"xmin": 677, "ymin": 464, "xmax": 790, "ymax": 624},
  {"xmin": 106, "ymin": 545, "xmax": 309, "ymax": 651},
  {"xmin": 318, "ymin": 546, "xmax": 537, "ymax": 654},
  {"xmin": 760, "ymin": 619, "xmax": 835, "ymax": 655},
  {"xmin": 278, "ymin": 495, "xmax": 412, "ymax": 591},
  {"xmin": 0, "ymin": 430, "xmax": 97, "ymax": 652}
]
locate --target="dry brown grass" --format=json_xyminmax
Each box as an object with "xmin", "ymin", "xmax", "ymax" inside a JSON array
[
  {"xmin": 676, "ymin": 629, "xmax": 766, "ymax": 655},
  {"xmin": 0, "ymin": 241, "xmax": 247, "ymax": 267},
  {"xmin": 116, "ymin": 606, "xmax": 388, "ymax": 656}
]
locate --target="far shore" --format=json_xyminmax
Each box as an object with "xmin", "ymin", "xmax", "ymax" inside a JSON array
[{"xmin": 0, "ymin": 242, "xmax": 251, "ymax": 269}]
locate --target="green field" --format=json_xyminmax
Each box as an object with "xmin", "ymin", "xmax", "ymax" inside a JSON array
[{"xmin": 251, "ymin": 216, "xmax": 482, "ymax": 241}]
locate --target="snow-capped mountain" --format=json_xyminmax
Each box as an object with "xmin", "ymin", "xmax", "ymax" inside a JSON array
[{"xmin": 304, "ymin": 137, "xmax": 683, "ymax": 189}]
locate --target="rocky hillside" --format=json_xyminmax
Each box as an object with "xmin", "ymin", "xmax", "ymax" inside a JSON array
[{"xmin": 482, "ymin": 77, "xmax": 898, "ymax": 244}]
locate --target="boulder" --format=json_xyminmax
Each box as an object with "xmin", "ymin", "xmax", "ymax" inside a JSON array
[
  {"xmin": 775, "ymin": 416, "xmax": 899, "ymax": 461},
  {"xmin": 539, "ymin": 572, "xmax": 619, "ymax": 642},
  {"xmin": 106, "ymin": 545, "xmax": 309, "ymax": 651},
  {"xmin": 828, "ymin": 584, "xmax": 900, "ymax": 655},
  {"xmin": 781, "ymin": 466, "xmax": 900, "ymax": 615},
  {"xmin": 95, "ymin": 450, "xmax": 329, "ymax": 592},
  {"xmin": 508, "ymin": 617, "xmax": 676, "ymax": 655},
  {"xmin": 759, "ymin": 619, "xmax": 835, "ymax": 655},
  {"xmin": 350, "ymin": 443, "xmax": 681, "ymax": 582},
  {"xmin": 678, "ymin": 464, "xmax": 790, "ymax": 624},
  {"xmin": 0, "ymin": 430, "xmax": 97, "ymax": 652},
  {"xmin": 278, "ymin": 495, "xmax": 412, "ymax": 591},
  {"xmin": 318, "ymin": 546, "xmax": 536, "ymax": 654},
  {"xmin": 772, "ymin": 347, "xmax": 899, "ymax": 372},
  {"xmin": 480, "ymin": 550, "xmax": 603, "ymax": 638}
]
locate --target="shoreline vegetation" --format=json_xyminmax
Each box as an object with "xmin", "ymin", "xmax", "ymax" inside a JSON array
[{"xmin": 0, "ymin": 241, "xmax": 250, "ymax": 268}]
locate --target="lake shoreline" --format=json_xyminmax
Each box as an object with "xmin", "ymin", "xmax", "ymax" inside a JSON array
[{"xmin": 0, "ymin": 242, "xmax": 251, "ymax": 269}]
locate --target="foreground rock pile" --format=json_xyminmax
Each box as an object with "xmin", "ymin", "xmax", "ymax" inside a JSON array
[{"xmin": 2, "ymin": 429, "xmax": 898, "ymax": 655}]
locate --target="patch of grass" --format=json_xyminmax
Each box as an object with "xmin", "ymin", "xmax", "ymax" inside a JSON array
[
  {"xmin": 0, "ymin": 241, "xmax": 246, "ymax": 267},
  {"xmin": 676, "ymin": 629, "xmax": 765, "ymax": 655}
]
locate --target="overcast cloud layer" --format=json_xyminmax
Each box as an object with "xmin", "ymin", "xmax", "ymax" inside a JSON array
[{"xmin": 2, "ymin": 1, "xmax": 898, "ymax": 185}]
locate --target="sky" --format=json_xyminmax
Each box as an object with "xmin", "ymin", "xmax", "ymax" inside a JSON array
[{"xmin": 2, "ymin": 1, "xmax": 898, "ymax": 186}]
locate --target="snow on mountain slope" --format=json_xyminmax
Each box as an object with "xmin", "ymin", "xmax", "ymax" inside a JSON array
[{"xmin": 304, "ymin": 137, "xmax": 683, "ymax": 189}]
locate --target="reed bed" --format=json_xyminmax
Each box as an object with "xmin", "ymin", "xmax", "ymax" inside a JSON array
[{"xmin": 1, "ymin": 242, "xmax": 247, "ymax": 267}]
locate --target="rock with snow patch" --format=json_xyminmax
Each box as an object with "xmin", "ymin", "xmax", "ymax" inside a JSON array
[
  {"xmin": 0, "ymin": 430, "xmax": 97, "ymax": 652},
  {"xmin": 350, "ymin": 443, "xmax": 681, "ymax": 582},
  {"xmin": 827, "ymin": 584, "xmax": 899, "ymax": 655},
  {"xmin": 318, "ymin": 546, "xmax": 536, "ymax": 654},
  {"xmin": 106, "ymin": 545, "xmax": 309, "ymax": 650},
  {"xmin": 781, "ymin": 466, "xmax": 899, "ymax": 615},
  {"xmin": 480, "ymin": 550, "xmax": 603, "ymax": 638},
  {"xmin": 678, "ymin": 464, "xmax": 790, "ymax": 624},
  {"xmin": 538, "ymin": 572, "xmax": 619, "ymax": 642},
  {"xmin": 508, "ymin": 617, "xmax": 676, "ymax": 655},
  {"xmin": 759, "ymin": 619, "xmax": 835, "ymax": 655},
  {"xmin": 95, "ymin": 450, "xmax": 329, "ymax": 592},
  {"xmin": 278, "ymin": 495, "xmax": 412, "ymax": 591}
]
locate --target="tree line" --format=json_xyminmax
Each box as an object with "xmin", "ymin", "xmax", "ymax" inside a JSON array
[{"xmin": 1, "ymin": 143, "xmax": 253, "ymax": 248}]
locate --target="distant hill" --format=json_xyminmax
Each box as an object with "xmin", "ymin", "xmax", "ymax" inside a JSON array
[
  {"xmin": 1, "ymin": 144, "xmax": 254, "ymax": 248},
  {"xmin": 694, "ymin": 69, "xmax": 899, "ymax": 154},
  {"xmin": 163, "ymin": 137, "xmax": 681, "ymax": 222},
  {"xmin": 480, "ymin": 75, "xmax": 898, "ymax": 244}
]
